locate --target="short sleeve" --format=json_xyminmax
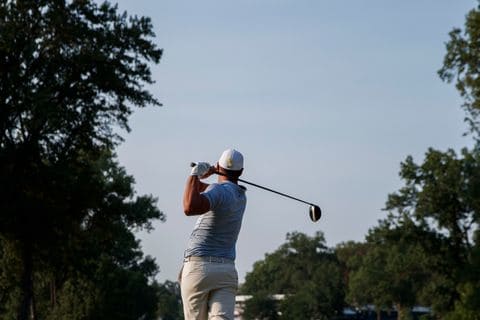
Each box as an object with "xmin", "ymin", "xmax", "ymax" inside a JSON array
[{"xmin": 201, "ymin": 183, "xmax": 226, "ymax": 211}]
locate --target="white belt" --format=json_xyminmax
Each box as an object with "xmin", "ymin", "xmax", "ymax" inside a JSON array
[{"xmin": 184, "ymin": 256, "xmax": 234, "ymax": 264}]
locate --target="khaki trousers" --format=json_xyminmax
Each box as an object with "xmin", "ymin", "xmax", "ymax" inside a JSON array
[{"xmin": 180, "ymin": 258, "xmax": 238, "ymax": 320}]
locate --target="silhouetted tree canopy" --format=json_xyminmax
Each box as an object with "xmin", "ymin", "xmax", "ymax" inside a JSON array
[{"xmin": 0, "ymin": 0, "xmax": 163, "ymax": 319}]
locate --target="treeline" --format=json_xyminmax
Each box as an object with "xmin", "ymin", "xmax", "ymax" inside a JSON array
[
  {"xmin": 240, "ymin": 150, "xmax": 480, "ymax": 320},
  {"xmin": 0, "ymin": 1, "xmax": 170, "ymax": 319},
  {"xmin": 240, "ymin": 3, "xmax": 480, "ymax": 320}
]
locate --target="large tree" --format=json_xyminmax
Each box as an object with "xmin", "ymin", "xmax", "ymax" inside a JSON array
[
  {"xmin": 339, "ymin": 146, "xmax": 480, "ymax": 320},
  {"xmin": 342, "ymin": 217, "xmax": 446, "ymax": 320},
  {"xmin": 381, "ymin": 147, "xmax": 480, "ymax": 317},
  {"xmin": 338, "ymin": 2, "xmax": 480, "ymax": 319},
  {"xmin": 0, "ymin": 0, "xmax": 163, "ymax": 319},
  {"xmin": 435, "ymin": 2, "xmax": 480, "ymax": 316},
  {"xmin": 241, "ymin": 232, "xmax": 345, "ymax": 320}
]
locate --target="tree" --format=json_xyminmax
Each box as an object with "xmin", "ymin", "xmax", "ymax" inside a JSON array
[
  {"xmin": 242, "ymin": 294, "xmax": 280, "ymax": 320},
  {"xmin": 443, "ymin": 230, "xmax": 480, "ymax": 320},
  {"xmin": 242, "ymin": 232, "xmax": 345, "ymax": 320},
  {"xmin": 333, "ymin": 3, "xmax": 480, "ymax": 318},
  {"xmin": 384, "ymin": 148, "xmax": 480, "ymax": 316},
  {"xmin": 0, "ymin": 0, "xmax": 163, "ymax": 319},
  {"xmin": 344, "ymin": 217, "xmax": 443, "ymax": 320},
  {"xmin": 0, "ymin": 152, "xmax": 165, "ymax": 320},
  {"xmin": 386, "ymin": 149, "xmax": 480, "ymax": 256},
  {"xmin": 439, "ymin": 2, "xmax": 480, "ymax": 139},
  {"xmin": 156, "ymin": 280, "xmax": 183, "ymax": 320},
  {"xmin": 436, "ymin": 2, "xmax": 480, "ymax": 316}
]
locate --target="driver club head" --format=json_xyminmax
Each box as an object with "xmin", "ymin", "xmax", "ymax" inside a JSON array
[{"xmin": 309, "ymin": 205, "xmax": 322, "ymax": 222}]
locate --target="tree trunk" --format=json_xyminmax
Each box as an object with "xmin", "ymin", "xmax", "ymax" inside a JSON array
[
  {"xmin": 395, "ymin": 303, "xmax": 410, "ymax": 320},
  {"xmin": 17, "ymin": 240, "xmax": 36, "ymax": 320},
  {"xmin": 50, "ymin": 278, "xmax": 57, "ymax": 307}
]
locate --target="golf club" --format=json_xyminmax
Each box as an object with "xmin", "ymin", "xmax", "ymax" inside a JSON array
[{"xmin": 190, "ymin": 162, "xmax": 322, "ymax": 222}]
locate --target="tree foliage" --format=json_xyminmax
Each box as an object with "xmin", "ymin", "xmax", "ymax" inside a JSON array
[
  {"xmin": 0, "ymin": 0, "xmax": 163, "ymax": 319},
  {"xmin": 338, "ymin": 147, "xmax": 479, "ymax": 319},
  {"xmin": 242, "ymin": 294, "xmax": 280, "ymax": 320},
  {"xmin": 156, "ymin": 280, "xmax": 183, "ymax": 320},
  {"xmin": 432, "ymin": 2, "xmax": 480, "ymax": 316},
  {"xmin": 0, "ymin": 152, "xmax": 165, "ymax": 319},
  {"xmin": 439, "ymin": 3, "xmax": 480, "ymax": 138},
  {"xmin": 338, "ymin": 149, "xmax": 480, "ymax": 319},
  {"xmin": 383, "ymin": 148, "xmax": 480, "ymax": 317},
  {"xmin": 241, "ymin": 232, "xmax": 345, "ymax": 320},
  {"xmin": 386, "ymin": 148, "xmax": 480, "ymax": 255},
  {"xmin": 342, "ymin": 218, "xmax": 448, "ymax": 320}
]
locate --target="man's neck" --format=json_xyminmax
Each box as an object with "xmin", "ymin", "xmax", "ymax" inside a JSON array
[{"xmin": 218, "ymin": 176, "xmax": 238, "ymax": 184}]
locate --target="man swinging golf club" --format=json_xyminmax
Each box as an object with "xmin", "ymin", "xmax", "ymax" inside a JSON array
[{"xmin": 180, "ymin": 148, "xmax": 247, "ymax": 320}]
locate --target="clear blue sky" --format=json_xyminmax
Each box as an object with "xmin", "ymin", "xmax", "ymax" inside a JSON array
[{"xmin": 111, "ymin": 0, "xmax": 476, "ymax": 283}]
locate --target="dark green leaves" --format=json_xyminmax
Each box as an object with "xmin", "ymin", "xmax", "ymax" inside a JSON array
[
  {"xmin": 439, "ymin": 6, "xmax": 480, "ymax": 138},
  {"xmin": 0, "ymin": 1, "xmax": 163, "ymax": 318},
  {"xmin": 241, "ymin": 232, "xmax": 345, "ymax": 320}
]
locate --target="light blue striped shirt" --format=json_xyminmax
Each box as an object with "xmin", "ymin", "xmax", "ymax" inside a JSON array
[{"xmin": 184, "ymin": 181, "xmax": 247, "ymax": 260}]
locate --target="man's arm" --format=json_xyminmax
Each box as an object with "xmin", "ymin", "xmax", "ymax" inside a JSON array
[
  {"xmin": 183, "ymin": 163, "xmax": 215, "ymax": 215},
  {"xmin": 183, "ymin": 176, "xmax": 210, "ymax": 215}
]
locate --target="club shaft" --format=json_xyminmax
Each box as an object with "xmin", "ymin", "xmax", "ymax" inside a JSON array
[
  {"xmin": 190, "ymin": 162, "xmax": 316, "ymax": 206},
  {"xmin": 237, "ymin": 178, "xmax": 315, "ymax": 206}
]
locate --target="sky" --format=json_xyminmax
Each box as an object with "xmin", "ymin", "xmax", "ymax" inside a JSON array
[{"xmin": 110, "ymin": 0, "xmax": 476, "ymax": 283}]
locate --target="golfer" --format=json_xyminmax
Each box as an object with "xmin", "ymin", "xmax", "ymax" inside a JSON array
[{"xmin": 180, "ymin": 149, "xmax": 247, "ymax": 320}]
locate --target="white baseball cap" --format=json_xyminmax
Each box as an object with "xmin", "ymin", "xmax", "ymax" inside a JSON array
[{"xmin": 218, "ymin": 149, "xmax": 244, "ymax": 171}]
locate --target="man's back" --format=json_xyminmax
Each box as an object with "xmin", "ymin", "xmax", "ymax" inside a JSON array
[{"xmin": 185, "ymin": 181, "xmax": 247, "ymax": 260}]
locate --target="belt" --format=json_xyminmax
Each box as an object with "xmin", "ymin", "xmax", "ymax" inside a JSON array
[{"xmin": 184, "ymin": 256, "xmax": 234, "ymax": 264}]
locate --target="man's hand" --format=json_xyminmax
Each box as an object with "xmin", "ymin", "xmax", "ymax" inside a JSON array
[{"xmin": 190, "ymin": 162, "xmax": 213, "ymax": 178}]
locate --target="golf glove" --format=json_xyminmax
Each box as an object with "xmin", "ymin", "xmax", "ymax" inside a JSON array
[{"xmin": 191, "ymin": 162, "xmax": 211, "ymax": 177}]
